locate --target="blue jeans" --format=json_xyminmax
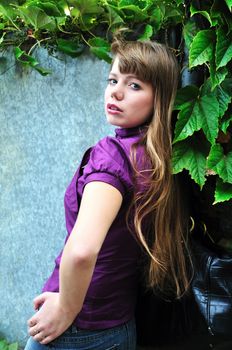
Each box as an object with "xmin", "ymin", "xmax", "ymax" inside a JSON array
[{"xmin": 24, "ymin": 319, "xmax": 136, "ymax": 350}]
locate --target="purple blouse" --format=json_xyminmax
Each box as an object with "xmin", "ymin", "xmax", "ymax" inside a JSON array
[{"xmin": 43, "ymin": 126, "xmax": 147, "ymax": 329}]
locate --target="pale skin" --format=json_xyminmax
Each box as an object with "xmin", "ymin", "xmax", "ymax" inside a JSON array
[
  {"xmin": 105, "ymin": 56, "xmax": 154, "ymax": 128},
  {"xmin": 28, "ymin": 182, "xmax": 123, "ymax": 344},
  {"xmin": 27, "ymin": 55, "xmax": 154, "ymax": 344}
]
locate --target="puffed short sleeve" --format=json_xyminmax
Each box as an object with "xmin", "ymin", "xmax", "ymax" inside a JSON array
[{"xmin": 82, "ymin": 137, "xmax": 133, "ymax": 196}]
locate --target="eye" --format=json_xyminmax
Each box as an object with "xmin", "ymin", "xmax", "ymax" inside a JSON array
[
  {"xmin": 129, "ymin": 82, "xmax": 141, "ymax": 90},
  {"xmin": 107, "ymin": 78, "xmax": 117, "ymax": 85}
]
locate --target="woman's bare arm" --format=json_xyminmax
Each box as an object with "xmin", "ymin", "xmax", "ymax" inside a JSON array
[{"xmin": 28, "ymin": 181, "xmax": 123, "ymax": 344}]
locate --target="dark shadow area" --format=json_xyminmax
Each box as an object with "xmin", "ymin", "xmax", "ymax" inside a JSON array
[{"xmin": 136, "ymin": 172, "xmax": 232, "ymax": 350}]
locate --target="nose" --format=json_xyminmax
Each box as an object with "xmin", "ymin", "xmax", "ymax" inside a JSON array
[{"xmin": 111, "ymin": 86, "xmax": 124, "ymax": 101}]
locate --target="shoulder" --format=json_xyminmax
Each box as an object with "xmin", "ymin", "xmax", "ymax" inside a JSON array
[
  {"xmin": 82, "ymin": 136, "xmax": 134, "ymax": 196},
  {"xmin": 90, "ymin": 136, "xmax": 131, "ymax": 167}
]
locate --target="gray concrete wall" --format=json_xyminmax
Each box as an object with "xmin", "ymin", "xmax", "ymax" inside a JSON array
[{"xmin": 0, "ymin": 48, "xmax": 113, "ymax": 346}]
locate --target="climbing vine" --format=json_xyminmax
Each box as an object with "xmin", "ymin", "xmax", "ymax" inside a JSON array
[{"xmin": 1, "ymin": 0, "xmax": 232, "ymax": 209}]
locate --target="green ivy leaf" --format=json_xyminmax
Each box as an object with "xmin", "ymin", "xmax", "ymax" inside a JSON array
[
  {"xmin": 24, "ymin": 1, "xmax": 64, "ymax": 17},
  {"xmin": 69, "ymin": 6, "xmax": 80, "ymax": 17},
  {"xmin": 34, "ymin": 65, "xmax": 53, "ymax": 76},
  {"xmin": 144, "ymin": 0, "xmax": 156, "ymax": 11},
  {"xmin": 189, "ymin": 29, "xmax": 215, "ymax": 68},
  {"xmin": 118, "ymin": 1, "xmax": 149, "ymax": 22},
  {"xmin": 14, "ymin": 47, "xmax": 51, "ymax": 76},
  {"xmin": 218, "ymin": 78, "xmax": 232, "ymax": 117},
  {"xmin": 67, "ymin": 0, "xmax": 100, "ymax": 14},
  {"xmin": 0, "ymin": 340, "xmax": 18, "ymax": 350},
  {"xmin": 214, "ymin": 178, "xmax": 232, "ymax": 204},
  {"xmin": 210, "ymin": 0, "xmax": 220, "ymax": 26},
  {"xmin": 68, "ymin": 0, "xmax": 101, "ymax": 29},
  {"xmin": 162, "ymin": 3, "xmax": 185, "ymax": 25},
  {"xmin": 15, "ymin": 47, "xmax": 39, "ymax": 66},
  {"xmin": 8, "ymin": 343, "xmax": 18, "ymax": 350},
  {"xmin": 174, "ymin": 85, "xmax": 199, "ymax": 110},
  {"xmin": 88, "ymin": 37, "xmax": 110, "ymax": 49},
  {"xmin": 17, "ymin": 5, "xmax": 56, "ymax": 30},
  {"xmin": 105, "ymin": 5, "xmax": 124, "ymax": 30},
  {"xmin": 149, "ymin": 7, "xmax": 164, "ymax": 32},
  {"xmin": 212, "ymin": 0, "xmax": 232, "ymax": 31},
  {"xmin": 119, "ymin": 0, "xmax": 147, "ymax": 10},
  {"xmin": 174, "ymin": 102, "xmax": 195, "ymax": 141},
  {"xmin": 79, "ymin": 14, "xmax": 99, "ymax": 31},
  {"xmin": 38, "ymin": 1, "xmax": 64, "ymax": 17},
  {"xmin": 57, "ymin": 39, "xmax": 84, "ymax": 57},
  {"xmin": 88, "ymin": 37, "xmax": 111, "ymax": 63},
  {"xmin": 207, "ymin": 144, "xmax": 232, "ymax": 183},
  {"xmin": 175, "ymin": 0, "xmax": 185, "ymax": 5},
  {"xmin": 224, "ymin": 0, "xmax": 232, "ymax": 11},
  {"xmin": 221, "ymin": 105, "xmax": 232, "ymax": 133},
  {"xmin": 138, "ymin": 24, "xmax": 153, "ymax": 40},
  {"xmin": 172, "ymin": 136, "xmax": 209, "ymax": 187},
  {"xmin": 90, "ymin": 47, "xmax": 112, "ymax": 63},
  {"xmin": 0, "ymin": 1, "xmax": 19, "ymax": 21},
  {"xmin": 190, "ymin": 3, "xmax": 212, "ymax": 26},
  {"xmin": 183, "ymin": 19, "xmax": 199, "ymax": 51},
  {"xmin": 56, "ymin": 0, "xmax": 70, "ymax": 13},
  {"xmin": 221, "ymin": 117, "xmax": 232, "ymax": 134},
  {"xmin": 216, "ymin": 27, "xmax": 232, "ymax": 69},
  {"xmin": 0, "ymin": 0, "xmax": 18, "ymax": 7},
  {"xmin": 209, "ymin": 64, "xmax": 228, "ymax": 90},
  {"xmin": 0, "ymin": 339, "xmax": 8, "ymax": 350},
  {"xmin": 200, "ymin": 78, "xmax": 232, "ymax": 118},
  {"xmin": 174, "ymin": 94, "xmax": 219, "ymax": 144}
]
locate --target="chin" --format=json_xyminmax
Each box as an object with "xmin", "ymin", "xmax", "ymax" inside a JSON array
[
  {"xmin": 106, "ymin": 114, "xmax": 138, "ymax": 128},
  {"xmin": 106, "ymin": 115, "xmax": 122, "ymax": 127}
]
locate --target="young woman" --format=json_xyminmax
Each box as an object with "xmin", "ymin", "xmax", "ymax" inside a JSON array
[{"xmin": 25, "ymin": 38, "xmax": 190, "ymax": 350}]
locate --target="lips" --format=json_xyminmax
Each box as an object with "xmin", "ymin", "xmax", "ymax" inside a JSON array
[{"xmin": 107, "ymin": 103, "xmax": 123, "ymax": 113}]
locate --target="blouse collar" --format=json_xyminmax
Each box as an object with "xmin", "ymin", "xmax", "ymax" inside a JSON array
[{"xmin": 115, "ymin": 125, "xmax": 147, "ymax": 139}]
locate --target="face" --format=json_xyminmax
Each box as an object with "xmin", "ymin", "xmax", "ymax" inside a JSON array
[{"xmin": 104, "ymin": 56, "xmax": 154, "ymax": 128}]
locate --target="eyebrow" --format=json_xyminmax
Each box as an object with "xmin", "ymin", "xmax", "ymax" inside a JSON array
[{"xmin": 109, "ymin": 72, "xmax": 140, "ymax": 80}]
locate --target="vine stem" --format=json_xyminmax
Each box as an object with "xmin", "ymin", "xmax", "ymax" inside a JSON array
[
  {"xmin": 81, "ymin": 34, "xmax": 90, "ymax": 47},
  {"xmin": 56, "ymin": 25, "xmax": 79, "ymax": 35},
  {"xmin": 7, "ymin": 18, "xmax": 21, "ymax": 31},
  {"xmin": 27, "ymin": 37, "xmax": 51, "ymax": 55},
  {"xmin": 79, "ymin": 14, "xmax": 96, "ymax": 39},
  {"xmin": 3, "ymin": 27, "xmax": 20, "ymax": 31}
]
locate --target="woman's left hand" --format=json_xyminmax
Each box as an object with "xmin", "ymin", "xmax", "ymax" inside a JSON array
[{"xmin": 27, "ymin": 292, "xmax": 76, "ymax": 345}]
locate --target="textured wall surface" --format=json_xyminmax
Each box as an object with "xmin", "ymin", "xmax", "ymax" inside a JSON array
[{"xmin": 0, "ymin": 48, "xmax": 113, "ymax": 346}]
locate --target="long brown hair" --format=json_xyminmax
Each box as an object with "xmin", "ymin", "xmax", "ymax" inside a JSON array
[{"xmin": 111, "ymin": 38, "xmax": 191, "ymax": 297}]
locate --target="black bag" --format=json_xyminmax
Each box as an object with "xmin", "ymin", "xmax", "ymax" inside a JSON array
[{"xmin": 191, "ymin": 238, "xmax": 232, "ymax": 336}]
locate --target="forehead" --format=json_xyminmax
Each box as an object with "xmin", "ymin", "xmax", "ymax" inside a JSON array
[
  {"xmin": 110, "ymin": 54, "xmax": 152, "ymax": 83},
  {"xmin": 110, "ymin": 56, "xmax": 123, "ymax": 73},
  {"xmin": 110, "ymin": 56, "xmax": 142, "ymax": 80}
]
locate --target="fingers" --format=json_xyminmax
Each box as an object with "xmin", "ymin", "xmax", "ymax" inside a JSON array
[
  {"xmin": 31, "ymin": 330, "xmax": 47, "ymax": 344},
  {"xmin": 27, "ymin": 316, "xmax": 36, "ymax": 328},
  {"xmin": 40, "ymin": 335, "xmax": 53, "ymax": 345},
  {"xmin": 30, "ymin": 328, "xmax": 55, "ymax": 345},
  {"xmin": 27, "ymin": 323, "xmax": 49, "ymax": 344},
  {"xmin": 27, "ymin": 315, "xmax": 39, "ymax": 337},
  {"xmin": 28, "ymin": 325, "xmax": 39, "ymax": 337},
  {"xmin": 27, "ymin": 292, "xmax": 63, "ymax": 345},
  {"xmin": 33, "ymin": 293, "xmax": 47, "ymax": 310}
]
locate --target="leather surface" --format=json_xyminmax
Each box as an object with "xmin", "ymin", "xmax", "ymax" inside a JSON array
[{"xmin": 192, "ymin": 239, "xmax": 232, "ymax": 335}]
